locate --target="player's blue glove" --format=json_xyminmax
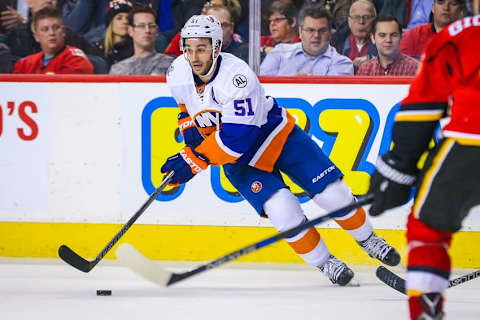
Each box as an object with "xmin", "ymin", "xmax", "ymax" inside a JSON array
[
  {"xmin": 178, "ymin": 112, "xmax": 204, "ymax": 148},
  {"xmin": 368, "ymin": 153, "xmax": 417, "ymax": 216},
  {"xmin": 161, "ymin": 146, "xmax": 209, "ymax": 185}
]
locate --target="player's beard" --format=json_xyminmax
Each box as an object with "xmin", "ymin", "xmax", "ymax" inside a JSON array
[{"xmin": 198, "ymin": 59, "xmax": 213, "ymax": 77}]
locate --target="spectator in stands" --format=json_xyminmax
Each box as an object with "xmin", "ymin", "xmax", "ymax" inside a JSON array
[
  {"xmin": 260, "ymin": 0, "xmax": 300, "ymax": 57},
  {"xmin": 0, "ymin": 42, "xmax": 18, "ymax": 72},
  {"xmin": 331, "ymin": 0, "xmax": 377, "ymax": 70},
  {"xmin": 400, "ymin": 0, "xmax": 465, "ymax": 59},
  {"xmin": 5, "ymin": 0, "xmax": 101, "ymax": 58},
  {"xmin": 206, "ymin": 4, "xmax": 248, "ymax": 62},
  {"xmin": 94, "ymin": 0, "xmax": 134, "ymax": 67},
  {"xmin": 404, "ymin": 0, "xmax": 434, "ymax": 30},
  {"xmin": 164, "ymin": 0, "xmax": 243, "ymax": 57},
  {"xmin": 109, "ymin": 6, "xmax": 174, "ymax": 74},
  {"xmin": 13, "ymin": 6, "xmax": 93, "ymax": 74},
  {"xmin": 331, "ymin": 0, "xmax": 354, "ymax": 27},
  {"xmin": 260, "ymin": 5, "xmax": 353, "ymax": 76},
  {"xmin": 61, "ymin": 0, "xmax": 109, "ymax": 44},
  {"xmin": 0, "ymin": 1, "xmax": 26, "ymax": 36},
  {"xmin": 356, "ymin": 14, "xmax": 418, "ymax": 76}
]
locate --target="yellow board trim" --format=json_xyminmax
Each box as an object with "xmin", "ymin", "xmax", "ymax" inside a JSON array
[{"xmin": 0, "ymin": 222, "xmax": 478, "ymax": 268}]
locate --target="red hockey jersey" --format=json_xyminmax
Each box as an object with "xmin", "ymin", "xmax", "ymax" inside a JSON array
[
  {"xmin": 397, "ymin": 15, "xmax": 480, "ymax": 146},
  {"xmin": 14, "ymin": 46, "xmax": 94, "ymax": 74}
]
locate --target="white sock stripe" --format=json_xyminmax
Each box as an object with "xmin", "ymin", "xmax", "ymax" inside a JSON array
[{"xmin": 407, "ymin": 271, "xmax": 449, "ymax": 293}]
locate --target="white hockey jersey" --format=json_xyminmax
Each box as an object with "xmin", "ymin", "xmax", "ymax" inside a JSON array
[{"xmin": 166, "ymin": 53, "xmax": 295, "ymax": 172}]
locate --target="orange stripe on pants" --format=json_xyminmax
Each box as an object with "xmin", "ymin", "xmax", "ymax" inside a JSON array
[
  {"xmin": 334, "ymin": 207, "xmax": 366, "ymax": 230},
  {"xmin": 287, "ymin": 227, "xmax": 321, "ymax": 254}
]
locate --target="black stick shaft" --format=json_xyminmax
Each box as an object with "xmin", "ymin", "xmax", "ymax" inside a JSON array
[{"xmin": 58, "ymin": 171, "xmax": 174, "ymax": 272}]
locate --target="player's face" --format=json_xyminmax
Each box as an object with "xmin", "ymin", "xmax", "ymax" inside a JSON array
[
  {"xmin": 268, "ymin": 11, "xmax": 295, "ymax": 42},
  {"xmin": 299, "ymin": 17, "xmax": 331, "ymax": 57},
  {"xmin": 348, "ymin": 1, "xmax": 376, "ymax": 40},
  {"xmin": 112, "ymin": 12, "xmax": 129, "ymax": 37},
  {"xmin": 373, "ymin": 21, "xmax": 401, "ymax": 59},
  {"xmin": 432, "ymin": 0, "xmax": 464, "ymax": 28},
  {"xmin": 129, "ymin": 12, "xmax": 158, "ymax": 50},
  {"xmin": 33, "ymin": 17, "xmax": 65, "ymax": 57},
  {"xmin": 184, "ymin": 38, "xmax": 214, "ymax": 76}
]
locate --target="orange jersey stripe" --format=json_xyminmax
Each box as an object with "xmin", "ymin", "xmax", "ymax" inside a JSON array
[
  {"xmin": 287, "ymin": 227, "xmax": 321, "ymax": 255},
  {"xmin": 334, "ymin": 207, "xmax": 366, "ymax": 230},
  {"xmin": 195, "ymin": 132, "xmax": 238, "ymax": 165},
  {"xmin": 252, "ymin": 111, "xmax": 296, "ymax": 172}
]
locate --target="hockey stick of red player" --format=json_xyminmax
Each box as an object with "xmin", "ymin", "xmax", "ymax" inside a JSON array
[
  {"xmin": 376, "ymin": 266, "xmax": 480, "ymax": 294},
  {"xmin": 58, "ymin": 171, "xmax": 175, "ymax": 273},
  {"xmin": 116, "ymin": 194, "xmax": 374, "ymax": 287}
]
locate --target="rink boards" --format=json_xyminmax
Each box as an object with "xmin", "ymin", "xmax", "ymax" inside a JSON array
[{"xmin": 0, "ymin": 75, "xmax": 478, "ymax": 267}]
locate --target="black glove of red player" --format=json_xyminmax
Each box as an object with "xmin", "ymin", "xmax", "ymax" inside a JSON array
[{"xmin": 368, "ymin": 153, "xmax": 418, "ymax": 216}]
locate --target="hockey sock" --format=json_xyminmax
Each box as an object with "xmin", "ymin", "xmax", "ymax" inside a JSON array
[
  {"xmin": 408, "ymin": 293, "xmax": 444, "ymax": 320},
  {"xmin": 264, "ymin": 188, "xmax": 330, "ymax": 267},
  {"xmin": 285, "ymin": 227, "xmax": 330, "ymax": 267},
  {"xmin": 313, "ymin": 180, "xmax": 373, "ymax": 241},
  {"xmin": 406, "ymin": 213, "xmax": 451, "ymax": 296}
]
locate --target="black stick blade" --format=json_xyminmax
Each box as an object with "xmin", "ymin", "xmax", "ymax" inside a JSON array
[
  {"xmin": 376, "ymin": 266, "xmax": 406, "ymax": 294},
  {"xmin": 58, "ymin": 245, "xmax": 93, "ymax": 273}
]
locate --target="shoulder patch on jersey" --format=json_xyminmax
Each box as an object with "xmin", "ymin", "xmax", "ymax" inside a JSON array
[{"xmin": 232, "ymin": 74, "xmax": 247, "ymax": 88}]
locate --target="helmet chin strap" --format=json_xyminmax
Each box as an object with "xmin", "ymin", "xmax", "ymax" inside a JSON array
[{"xmin": 203, "ymin": 49, "xmax": 220, "ymax": 78}]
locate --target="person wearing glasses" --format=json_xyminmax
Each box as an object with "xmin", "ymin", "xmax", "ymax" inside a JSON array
[
  {"xmin": 13, "ymin": 6, "xmax": 93, "ymax": 74},
  {"xmin": 164, "ymin": 0, "xmax": 243, "ymax": 57},
  {"xmin": 260, "ymin": 0, "xmax": 300, "ymax": 57},
  {"xmin": 332, "ymin": 0, "xmax": 377, "ymax": 70},
  {"xmin": 94, "ymin": 0, "xmax": 134, "ymax": 67},
  {"xmin": 109, "ymin": 6, "xmax": 174, "ymax": 74},
  {"xmin": 259, "ymin": 5, "xmax": 353, "ymax": 76},
  {"xmin": 206, "ymin": 5, "xmax": 248, "ymax": 62}
]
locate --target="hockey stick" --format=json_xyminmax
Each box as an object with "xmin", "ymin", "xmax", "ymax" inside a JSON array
[
  {"xmin": 58, "ymin": 171, "xmax": 175, "ymax": 273},
  {"xmin": 116, "ymin": 194, "xmax": 374, "ymax": 286},
  {"xmin": 376, "ymin": 266, "xmax": 480, "ymax": 294}
]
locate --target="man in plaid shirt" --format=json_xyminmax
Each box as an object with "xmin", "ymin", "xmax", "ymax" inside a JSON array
[{"xmin": 357, "ymin": 14, "xmax": 419, "ymax": 76}]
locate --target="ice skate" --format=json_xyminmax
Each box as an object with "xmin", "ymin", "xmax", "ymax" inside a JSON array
[
  {"xmin": 318, "ymin": 255, "xmax": 354, "ymax": 286},
  {"xmin": 410, "ymin": 293, "xmax": 444, "ymax": 320},
  {"xmin": 358, "ymin": 232, "xmax": 401, "ymax": 266}
]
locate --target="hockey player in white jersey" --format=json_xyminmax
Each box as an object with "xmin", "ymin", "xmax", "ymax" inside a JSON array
[{"xmin": 161, "ymin": 14, "xmax": 400, "ymax": 286}]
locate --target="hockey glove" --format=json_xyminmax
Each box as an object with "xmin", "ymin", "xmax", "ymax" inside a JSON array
[
  {"xmin": 178, "ymin": 112, "xmax": 204, "ymax": 148},
  {"xmin": 161, "ymin": 146, "xmax": 209, "ymax": 185},
  {"xmin": 368, "ymin": 153, "xmax": 417, "ymax": 216}
]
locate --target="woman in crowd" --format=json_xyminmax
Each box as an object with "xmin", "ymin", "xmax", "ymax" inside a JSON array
[{"xmin": 94, "ymin": 0, "xmax": 134, "ymax": 66}]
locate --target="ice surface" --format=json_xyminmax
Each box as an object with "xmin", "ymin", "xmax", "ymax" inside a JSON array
[{"xmin": 0, "ymin": 259, "xmax": 479, "ymax": 320}]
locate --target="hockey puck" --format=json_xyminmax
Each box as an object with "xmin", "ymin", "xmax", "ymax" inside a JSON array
[{"xmin": 96, "ymin": 290, "xmax": 112, "ymax": 296}]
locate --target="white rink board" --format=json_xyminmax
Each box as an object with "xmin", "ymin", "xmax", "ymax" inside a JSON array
[{"xmin": 1, "ymin": 80, "xmax": 479, "ymax": 230}]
